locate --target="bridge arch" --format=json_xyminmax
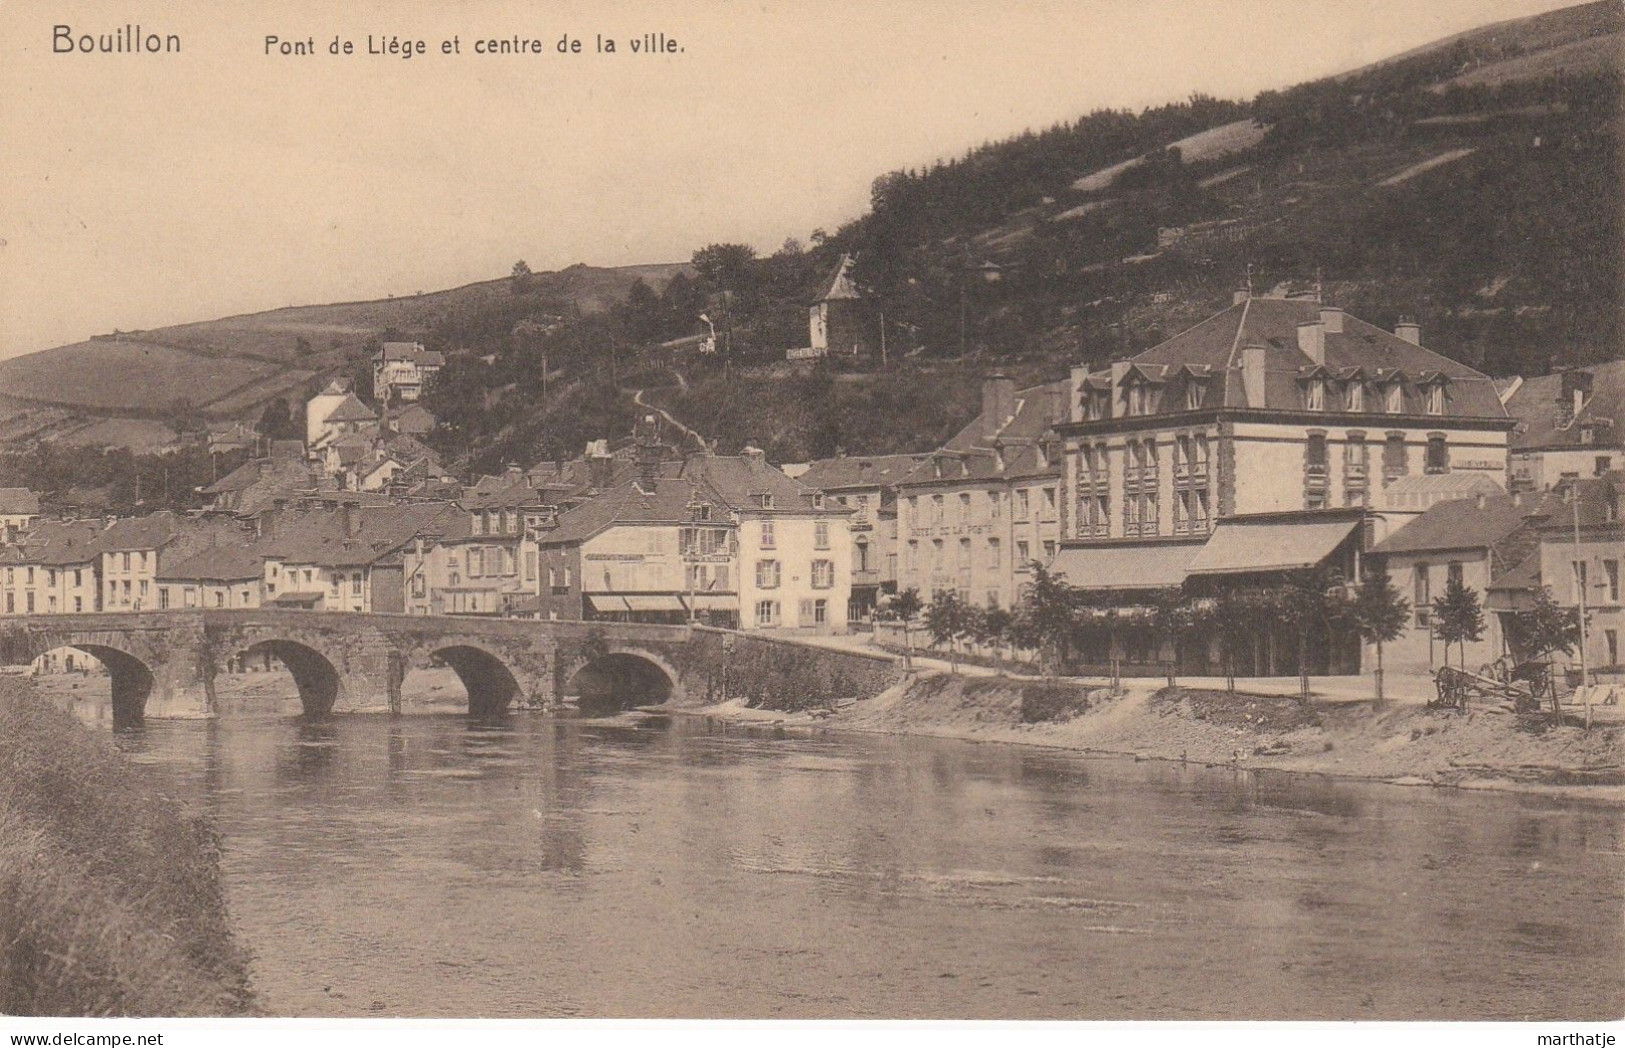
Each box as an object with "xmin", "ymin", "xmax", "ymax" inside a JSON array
[
  {"xmin": 232, "ymin": 638, "xmax": 344, "ymax": 718},
  {"xmin": 429, "ymin": 644, "xmax": 522, "ymax": 718},
  {"xmin": 567, "ymin": 648, "xmax": 678, "ymax": 715},
  {"xmin": 48, "ymin": 641, "xmax": 155, "ymax": 731}
]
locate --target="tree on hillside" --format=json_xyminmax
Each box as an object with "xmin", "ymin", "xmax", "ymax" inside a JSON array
[
  {"xmin": 1350, "ymin": 570, "xmax": 1411, "ymax": 705},
  {"xmin": 886, "ymin": 588, "xmax": 925, "ymax": 672},
  {"xmin": 511, "ymin": 260, "xmax": 534, "ymax": 295},
  {"xmin": 255, "ymin": 398, "xmax": 299, "ymax": 442},
  {"xmin": 1431, "ymin": 574, "xmax": 1486, "ymax": 671}
]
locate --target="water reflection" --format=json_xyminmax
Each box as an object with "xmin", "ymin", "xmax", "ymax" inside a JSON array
[{"xmin": 89, "ymin": 704, "xmax": 1625, "ymax": 1021}]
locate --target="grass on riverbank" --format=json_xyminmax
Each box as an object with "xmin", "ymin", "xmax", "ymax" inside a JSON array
[{"xmin": 0, "ymin": 678, "xmax": 254, "ymax": 1016}]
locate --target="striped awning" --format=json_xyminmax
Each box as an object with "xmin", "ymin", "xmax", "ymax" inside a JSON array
[{"xmin": 586, "ymin": 594, "xmax": 630, "ymax": 613}]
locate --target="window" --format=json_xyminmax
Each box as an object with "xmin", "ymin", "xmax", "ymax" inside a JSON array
[
  {"xmin": 1606, "ymin": 560, "xmax": 1620, "ymax": 603},
  {"xmin": 74, "ymin": 596, "xmax": 83, "ymax": 613},
  {"xmin": 811, "ymin": 493, "xmax": 824, "ymax": 509},
  {"xmin": 1447, "ymin": 562, "xmax": 1464, "ymax": 590},
  {"xmin": 756, "ymin": 559, "xmax": 781, "ymax": 589},
  {"xmin": 563, "ymin": 568, "xmax": 572, "ymax": 588},
  {"xmin": 932, "ymin": 494, "xmax": 945, "ymax": 525},
  {"xmin": 760, "ymin": 520, "xmax": 775, "ymax": 548},
  {"xmin": 1043, "ymin": 540, "xmax": 1057, "ymax": 560},
  {"xmin": 1306, "ymin": 433, "xmax": 1328, "ymax": 469},
  {"xmin": 470, "ymin": 512, "xmax": 483, "ymax": 536},
  {"xmin": 524, "ymin": 551, "xmax": 537, "ymax": 581},
  {"xmin": 468, "ymin": 549, "xmax": 484, "ymax": 577},
  {"xmin": 1386, "ymin": 382, "xmax": 1404, "ymax": 414},
  {"xmin": 855, "ymin": 539, "xmax": 870, "ymax": 573},
  {"xmin": 73, "ymin": 570, "xmax": 81, "ymax": 588},
  {"xmin": 1415, "ymin": 563, "xmax": 1431, "ymax": 627},
  {"xmin": 1596, "ymin": 456, "xmax": 1614, "ymax": 477},
  {"xmin": 352, "ymin": 573, "xmax": 363, "ymax": 596},
  {"xmin": 811, "ymin": 560, "xmax": 834, "ymax": 589},
  {"xmin": 988, "ymin": 490, "xmax": 1001, "ymax": 519},
  {"xmin": 1607, "ymin": 629, "xmax": 1619, "ymax": 669},
  {"xmin": 814, "ymin": 521, "xmax": 830, "ymax": 549},
  {"xmin": 411, "ymin": 573, "xmax": 426, "ymax": 598},
  {"xmin": 1346, "ymin": 382, "xmax": 1364, "ymax": 412},
  {"xmin": 1016, "ymin": 540, "xmax": 1030, "ymax": 566},
  {"xmin": 1015, "ymin": 490, "xmax": 1031, "ymax": 520},
  {"xmin": 692, "ymin": 503, "xmax": 712, "ymax": 522},
  {"xmin": 755, "ymin": 600, "xmax": 780, "ymax": 627},
  {"xmin": 1185, "ymin": 379, "xmax": 1206, "ymax": 411},
  {"xmin": 988, "ymin": 538, "xmax": 1001, "ymax": 570},
  {"xmin": 1306, "ymin": 379, "xmax": 1326, "ymax": 411},
  {"xmin": 214, "ymin": 591, "xmax": 225, "ymax": 608},
  {"xmin": 1425, "ymin": 434, "xmax": 1449, "ymax": 474},
  {"xmin": 958, "ymin": 538, "xmax": 972, "ymax": 569},
  {"xmin": 758, "ymin": 493, "xmax": 775, "ymax": 510},
  {"xmin": 122, "ymin": 552, "xmax": 131, "ymax": 571},
  {"xmin": 958, "ymin": 492, "xmax": 972, "ymax": 521},
  {"xmin": 813, "ymin": 598, "xmax": 828, "ymax": 625},
  {"xmin": 1042, "ymin": 487, "xmax": 1057, "ymax": 516},
  {"xmin": 1383, "ymin": 433, "xmax": 1408, "ymax": 478},
  {"xmin": 932, "ymin": 539, "xmax": 944, "ymax": 569},
  {"xmin": 1425, "ymin": 382, "xmax": 1445, "ymax": 416},
  {"xmin": 25, "ymin": 593, "xmax": 32, "ymax": 614},
  {"xmin": 906, "ymin": 540, "xmax": 918, "ymax": 573}
]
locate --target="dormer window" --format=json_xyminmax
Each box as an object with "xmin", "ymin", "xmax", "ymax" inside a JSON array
[
  {"xmin": 1385, "ymin": 382, "xmax": 1404, "ymax": 414},
  {"xmin": 1346, "ymin": 382, "xmax": 1364, "ymax": 412},
  {"xmin": 1185, "ymin": 378, "xmax": 1207, "ymax": 411},
  {"xmin": 1424, "ymin": 380, "xmax": 1445, "ymax": 416},
  {"xmin": 1128, "ymin": 382, "xmax": 1151, "ymax": 417},
  {"xmin": 1306, "ymin": 378, "xmax": 1326, "ymax": 412},
  {"xmin": 1087, "ymin": 389, "xmax": 1110, "ymax": 420},
  {"xmin": 691, "ymin": 503, "xmax": 712, "ymax": 522},
  {"xmin": 811, "ymin": 492, "xmax": 825, "ymax": 509},
  {"xmin": 757, "ymin": 493, "xmax": 774, "ymax": 510}
]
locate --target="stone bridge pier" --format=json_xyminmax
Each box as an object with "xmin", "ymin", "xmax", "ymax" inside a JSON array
[{"xmin": 0, "ymin": 611, "xmax": 903, "ymax": 729}]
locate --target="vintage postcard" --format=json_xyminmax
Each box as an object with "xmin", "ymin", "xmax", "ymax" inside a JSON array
[{"xmin": 0, "ymin": 0, "xmax": 1620, "ymax": 1041}]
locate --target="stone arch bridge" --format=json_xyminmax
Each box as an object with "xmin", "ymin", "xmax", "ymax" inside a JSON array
[{"xmin": 0, "ymin": 610, "xmax": 901, "ymax": 730}]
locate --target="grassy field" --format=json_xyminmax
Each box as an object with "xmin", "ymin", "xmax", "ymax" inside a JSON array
[
  {"xmin": 0, "ymin": 339, "xmax": 277, "ymax": 414},
  {"xmin": 0, "ymin": 677, "xmax": 255, "ymax": 1016}
]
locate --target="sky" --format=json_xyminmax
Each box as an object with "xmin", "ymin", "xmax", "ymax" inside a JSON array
[{"xmin": 0, "ymin": 0, "xmax": 1586, "ymax": 360}]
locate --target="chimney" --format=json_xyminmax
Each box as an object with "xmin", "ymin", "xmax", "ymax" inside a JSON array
[
  {"xmin": 1475, "ymin": 492, "xmax": 1487, "ymax": 510},
  {"xmin": 981, "ymin": 374, "xmax": 1017, "ymax": 439},
  {"xmin": 1319, "ymin": 306, "xmax": 1345, "ymax": 334},
  {"xmin": 338, "ymin": 501, "xmax": 358, "ymax": 538},
  {"xmin": 1296, "ymin": 320, "xmax": 1325, "ymax": 366},
  {"xmin": 741, "ymin": 446, "xmax": 766, "ymax": 467},
  {"xmin": 1109, "ymin": 360, "xmax": 1131, "ymax": 418},
  {"xmin": 1241, "ymin": 343, "xmax": 1268, "ymax": 408},
  {"xmin": 1046, "ymin": 383, "xmax": 1065, "ymax": 425},
  {"xmin": 1394, "ymin": 316, "xmax": 1421, "ymax": 345}
]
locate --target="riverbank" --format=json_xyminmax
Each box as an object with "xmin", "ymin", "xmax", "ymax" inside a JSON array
[
  {"xmin": 0, "ymin": 677, "xmax": 255, "ymax": 1016},
  {"xmin": 685, "ymin": 673, "xmax": 1625, "ymax": 800}
]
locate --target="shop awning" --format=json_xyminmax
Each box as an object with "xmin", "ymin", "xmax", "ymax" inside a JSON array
[
  {"xmin": 268, "ymin": 591, "xmax": 325, "ymax": 607},
  {"xmin": 586, "ymin": 594, "xmax": 630, "ymax": 613},
  {"xmin": 622, "ymin": 594, "xmax": 686, "ymax": 612},
  {"xmin": 1185, "ymin": 517, "xmax": 1360, "ymax": 577},
  {"xmin": 683, "ymin": 594, "xmax": 738, "ymax": 611},
  {"xmin": 1047, "ymin": 542, "xmax": 1200, "ymax": 591}
]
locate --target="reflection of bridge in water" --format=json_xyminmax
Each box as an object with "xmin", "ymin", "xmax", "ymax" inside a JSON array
[{"xmin": 0, "ymin": 611, "xmax": 900, "ymax": 730}]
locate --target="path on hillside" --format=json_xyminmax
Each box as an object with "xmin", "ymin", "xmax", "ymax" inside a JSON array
[{"xmin": 631, "ymin": 385, "xmax": 707, "ymax": 451}]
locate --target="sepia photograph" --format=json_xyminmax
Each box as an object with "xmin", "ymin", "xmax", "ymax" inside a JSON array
[{"xmin": 0, "ymin": 0, "xmax": 1621, "ymax": 1038}]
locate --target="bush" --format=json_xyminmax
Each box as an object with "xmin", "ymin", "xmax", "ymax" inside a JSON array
[
  {"xmin": 0, "ymin": 680, "xmax": 254, "ymax": 1016},
  {"xmin": 1018, "ymin": 682, "xmax": 1092, "ymax": 723}
]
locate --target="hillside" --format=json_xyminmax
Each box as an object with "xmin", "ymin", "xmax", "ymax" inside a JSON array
[
  {"xmin": 0, "ymin": 0, "xmax": 1618, "ymax": 485},
  {"xmin": 0, "ymin": 262, "xmax": 688, "ymax": 448}
]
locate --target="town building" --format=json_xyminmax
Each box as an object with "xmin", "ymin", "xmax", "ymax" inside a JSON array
[
  {"xmin": 373, "ymin": 342, "xmax": 445, "ymax": 403},
  {"xmin": 791, "ymin": 255, "xmax": 869, "ymax": 361},
  {"xmin": 796, "ymin": 452, "xmax": 925, "ymax": 620},
  {"xmin": 534, "ymin": 439, "xmax": 851, "ymax": 632},
  {"xmin": 258, "ymin": 501, "xmax": 457, "ymax": 613},
  {"xmin": 389, "ymin": 403, "xmax": 437, "ymax": 438},
  {"xmin": 309, "ymin": 391, "xmax": 378, "ymax": 452},
  {"xmin": 1370, "ymin": 490, "xmax": 1561, "ymax": 674},
  {"xmin": 893, "ymin": 374, "xmax": 1068, "ymax": 609},
  {"xmin": 305, "ymin": 379, "xmax": 357, "ymax": 450},
  {"xmin": 0, "ymin": 520, "xmax": 103, "ymax": 616},
  {"xmin": 1055, "ymin": 294, "xmax": 1514, "ymax": 547},
  {"xmin": 403, "ymin": 479, "xmax": 552, "ymax": 617},
  {"xmin": 156, "ymin": 544, "xmax": 266, "ymax": 610},
  {"xmin": 0, "ymin": 488, "xmax": 40, "ymax": 535},
  {"xmin": 1503, "ymin": 361, "xmax": 1623, "ymax": 493}
]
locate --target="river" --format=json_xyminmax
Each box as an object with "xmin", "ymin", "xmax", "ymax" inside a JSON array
[{"xmin": 73, "ymin": 684, "xmax": 1623, "ymax": 1020}]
